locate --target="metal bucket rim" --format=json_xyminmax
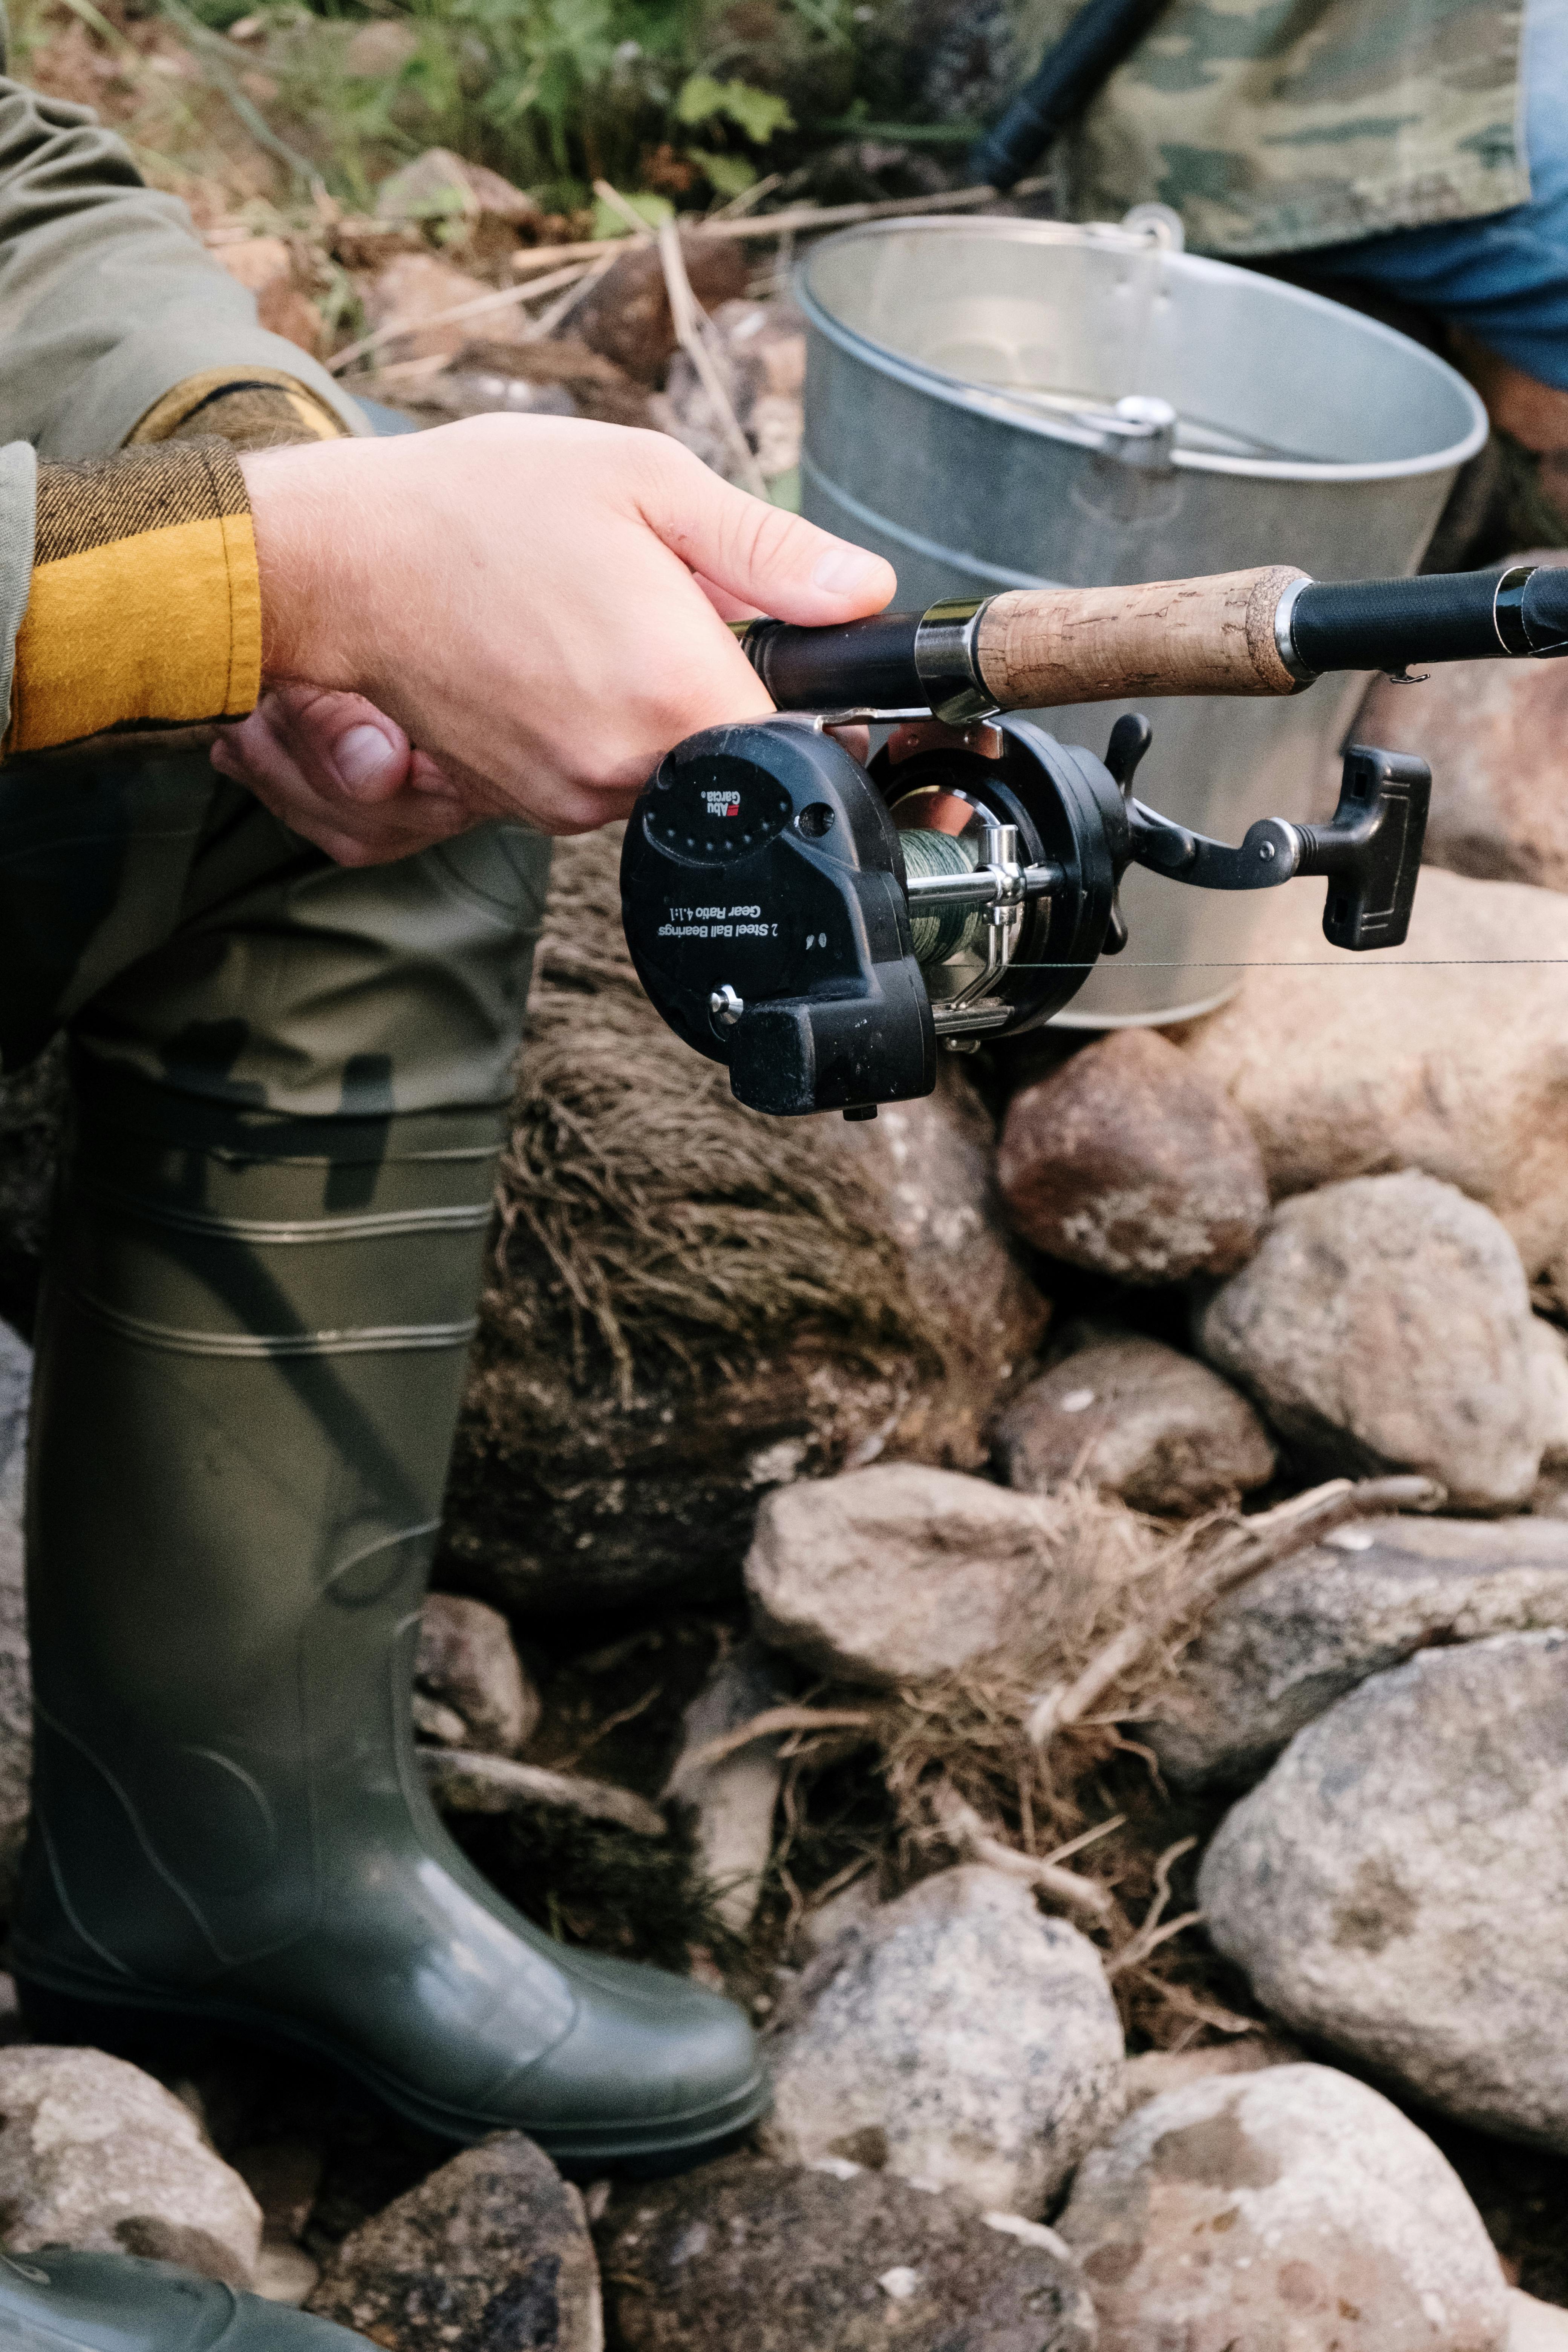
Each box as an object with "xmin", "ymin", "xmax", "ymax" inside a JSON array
[{"xmin": 797, "ymin": 216, "xmax": 1489, "ymax": 484}]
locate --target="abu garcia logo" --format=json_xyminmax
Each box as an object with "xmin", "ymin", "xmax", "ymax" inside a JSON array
[{"xmin": 703, "ymin": 788, "xmax": 741, "ymax": 818}]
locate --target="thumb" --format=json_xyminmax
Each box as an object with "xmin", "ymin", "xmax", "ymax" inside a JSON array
[{"xmin": 638, "ymin": 445, "xmax": 897, "ymax": 626}]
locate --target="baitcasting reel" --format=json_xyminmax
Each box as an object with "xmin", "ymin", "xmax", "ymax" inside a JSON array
[
  {"xmin": 621, "ymin": 553, "xmax": 1568, "ymax": 1118},
  {"xmin": 619, "ymin": 704, "xmax": 1430, "ymax": 1118}
]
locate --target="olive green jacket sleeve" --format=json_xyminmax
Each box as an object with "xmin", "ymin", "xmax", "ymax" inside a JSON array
[
  {"xmin": 1012, "ymin": 0, "xmax": 1528, "ymax": 257},
  {"xmin": 0, "ymin": 24, "xmax": 368, "ymax": 727}
]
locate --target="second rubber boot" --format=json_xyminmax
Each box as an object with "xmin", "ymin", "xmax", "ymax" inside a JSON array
[
  {"xmin": 0, "ymin": 2246, "xmax": 367, "ymax": 2350},
  {"xmin": 12, "ymin": 1064, "xmax": 766, "ymax": 2163}
]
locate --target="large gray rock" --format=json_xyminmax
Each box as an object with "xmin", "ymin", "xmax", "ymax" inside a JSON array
[
  {"xmin": 1152, "ymin": 1512, "xmax": 1568, "ymax": 1787},
  {"xmin": 1057, "ymin": 2062, "xmax": 1510, "ymax": 2351},
  {"xmin": 596, "ymin": 2154, "xmax": 1097, "ymax": 2352},
  {"xmin": 444, "ymin": 830, "xmax": 1048, "ymax": 1620},
  {"xmin": 1195, "ymin": 1170, "xmax": 1563, "ymax": 1509},
  {"xmin": 745, "ymin": 1463, "xmax": 1061, "ymax": 1687},
  {"xmin": 415, "ymin": 1591, "xmax": 538, "ymax": 1756},
  {"xmin": 1200, "ymin": 1631, "xmax": 1568, "ymax": 2147},
  {"xmin": 307, "ymin": 2132, "xmax": 602, "ymax": 2351},
  {"xmin": 1177, "ymin": 865, "xmax": 1568, "ymax": 1311},
  {"xmin": 664, "ymin": 1639, "xmax": 782, "ymax": 1934},
  {"xmin": 763, "ymin": 1864, "xmax": 1125, "ymax": 2215},
  {"xmin": 0, "ymin": 2046, "xmax": 262, "ymax": 2286},
  {"xmin": 997, "ymin": 1027, "xmax": 1269, "ymax": 1282},
  {"xmin": 995, "ymin": 1328, "xmax": 1275, "ymax": 1514}
]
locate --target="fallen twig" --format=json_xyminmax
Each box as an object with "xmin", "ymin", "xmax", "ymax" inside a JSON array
[
  {"xmin": 682, "ymin": 1704, "xmax": 877, "ymax": 1776},
  {"xmin": 329, "ymin": 260, "xmax": 592, "ymax": 375},
  {"xmin": 419, "ymin": 1747, "xmax": 666, "ymax": 1837},
  {"xmin": 656, "ymin": 217, "xmax": 769, "ymax": 498},
  {"xmin": 931, "ymin": 1780, "xmax": 1115, "ymax": 1923},
  {"xmin": 1108, "ymin": 1836, "xmax": 1201, "ymax": 1976}
]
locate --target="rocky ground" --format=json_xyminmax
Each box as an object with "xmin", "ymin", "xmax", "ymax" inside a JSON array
[
  {"xmin": 8, "ymin": 691, "xmax": 1568, "ymax": 2342},
  {"xmin": 2, "ymin": 9, "xmax": 1568, "ymax": 2339}
]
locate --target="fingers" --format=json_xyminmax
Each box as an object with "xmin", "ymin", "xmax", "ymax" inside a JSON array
[
  {"xmin": 634, "ymin": 439, "xmax": 897, "ymax": 627},
  {"xmin": 212, "ymin": 686, "xmax": 473, "ymax": 866}
]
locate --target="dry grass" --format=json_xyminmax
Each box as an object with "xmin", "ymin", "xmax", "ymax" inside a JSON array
[
  {"xmin": 741, "ymin": 1473, "xmax": 1439, "ymax": 2047},
  {"xmin": 486, "ymin": 827, "xmax": 939, "ymax": 1402}
]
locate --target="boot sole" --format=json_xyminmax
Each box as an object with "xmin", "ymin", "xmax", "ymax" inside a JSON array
[{"xmin": 13, "ymin": 1971, "xmax": 771, "ymax": 2170}]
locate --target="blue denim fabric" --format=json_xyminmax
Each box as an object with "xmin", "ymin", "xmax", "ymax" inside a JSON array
[{"xmin": 1310, "ymin": 0, "xmax": 1568, "ymax": 387}]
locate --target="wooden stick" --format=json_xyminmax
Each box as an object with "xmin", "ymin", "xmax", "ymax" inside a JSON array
[
  {"xmin": 931, "ymin": 1781, "xmax": 1115, "ymax": 1921},
  {"xmin": 328, "ymin": 260, "xmax": 592, "ymax": 375},
  {"xmin": 656, "ymin": 218, "xmax": 769, "ymax": 501},
  {"xmin": 681, "ymin": 1704, "xmax": 876, "ymax": 1775}
]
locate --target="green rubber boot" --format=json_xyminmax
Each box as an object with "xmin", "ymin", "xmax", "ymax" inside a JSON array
[
  {"xmin": 12, "ymin": 1065, "xmax": 766, "ymax": 2165},
  {"xmin": 0, "ymin": 2247, "xmax": 361, "ymax": 2349}
]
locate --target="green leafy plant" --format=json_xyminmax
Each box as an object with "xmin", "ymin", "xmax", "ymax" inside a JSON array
[{"xmin": 674, "ymin": 69, "xmax": 793, "ymax": 146}]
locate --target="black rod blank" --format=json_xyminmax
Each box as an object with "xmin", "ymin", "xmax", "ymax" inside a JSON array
[{"xmin": 969, "ymin": 0, "xmax": 1173, "ymax": 192}]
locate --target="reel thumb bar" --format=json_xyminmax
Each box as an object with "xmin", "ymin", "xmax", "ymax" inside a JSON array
[{"xmin": 736, "ymin": 562, "xmax": 1568, "ymax": 717}]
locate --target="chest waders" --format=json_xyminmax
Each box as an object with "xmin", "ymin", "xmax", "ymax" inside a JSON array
[{"xmin": 2, "ymin": 756, "xmax": 764, "ymax": 2169}]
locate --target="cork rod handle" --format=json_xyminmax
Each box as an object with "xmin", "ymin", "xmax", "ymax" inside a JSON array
[{"xmin": 975, "ymin": 565, "xmax": 1308, "ymax": 708}]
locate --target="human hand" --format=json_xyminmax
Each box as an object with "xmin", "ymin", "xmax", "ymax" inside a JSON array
[
  {"xmin": 211, "ymin": 684, "xmax": 464, "ymax": 867},
  {"xmin": 239, "ymin": 416, "xmax": 897, "ymax": 838}
]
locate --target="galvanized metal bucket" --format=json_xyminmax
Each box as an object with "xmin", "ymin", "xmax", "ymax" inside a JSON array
[{"xmin": 797, "ymin": 214, "xmax": 1488, "ymax": 1024}]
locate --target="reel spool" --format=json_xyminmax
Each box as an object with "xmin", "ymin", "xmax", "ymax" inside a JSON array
[{"xmin": 620, "ymin": 710, "xmax": 1431, "ymax": 1119}]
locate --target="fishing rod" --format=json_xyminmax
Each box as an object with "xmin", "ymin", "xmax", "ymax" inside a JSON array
[{"xmin": 619, "ymin": 560, "xmax": 1568, "ymax": 1119}]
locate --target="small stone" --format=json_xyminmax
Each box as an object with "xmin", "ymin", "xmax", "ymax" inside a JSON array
[
  {"xmin": 253, "ymin": 2244, "xmax": 321, "ymax": 2306},
  {"xmin": 997, "ymin": 1030, "xmax": 1269, "ymax": 1282},
  {"xmin": 307, "ymin": 2132, "xmax": 601, "ymax": 2352},
  {"xmin": 212, "ymin": 233, "xmax": 291, "ymax": 297},
  {"xmin": 417, "ymin": 1591, "xmax": 539, "ymax": 1756},
  {"xmin": 1199, "ymin": 1632, "xmax": 1568, "ymax": 2147},
  {"xmin": 1196, "ymin": 1170, "xmax": 1556, "ymax": 1509},
  {"xmin": 419, "ymin": 1747, "xmax": 665, "ymax": 1838},
  {"xmin": 664, "ymin": 1639, "xmax": 782, "ymax": 1934},
  {"xmin": 0, "ymin": 2047, "xmax": 261, "ymax": 2286},
  {"xmin": 1148, "ymin": 1512, "xmax": 1568, "ymax": 1787},
  {"xmin": 995, "ymin": 1328, "xmax": 1275, "ymax": 1514},
  {"xmin": 595, "ymin": 2154, "xmax": 1097, "ymax": 2351},
  {"xmin": 1178, "ymin": 864, "xmax": 1568, "ymax": 1310},
  {"xmin": 1117, "ymin": 2033, "xmax": 1305, "ymax": 2115},
  {"xmin": 763, "ymin": 1865, "xmax": 1124, "ymax": 2215},
  {"xmin": 342, "ymin": 20, "xmax": 419, "ymax": 76},
  {"xmin": 374, "ymin": 147, "xmax": 540, "ymax": 230},
  {"xmin": 365, "ymin": 253, "xmax": 519, "ymax": 363},
  {"xmin": 1057, "ymin": 2063, "xmax": 1510, "ymax": 2351},
  {"xmin": 745, "ymin": 1464, "xmax": 1060, "ymax": 1687},
  {"xmin": 572, "ymin": 235, "xmax": 749, "ymax": 385}
]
